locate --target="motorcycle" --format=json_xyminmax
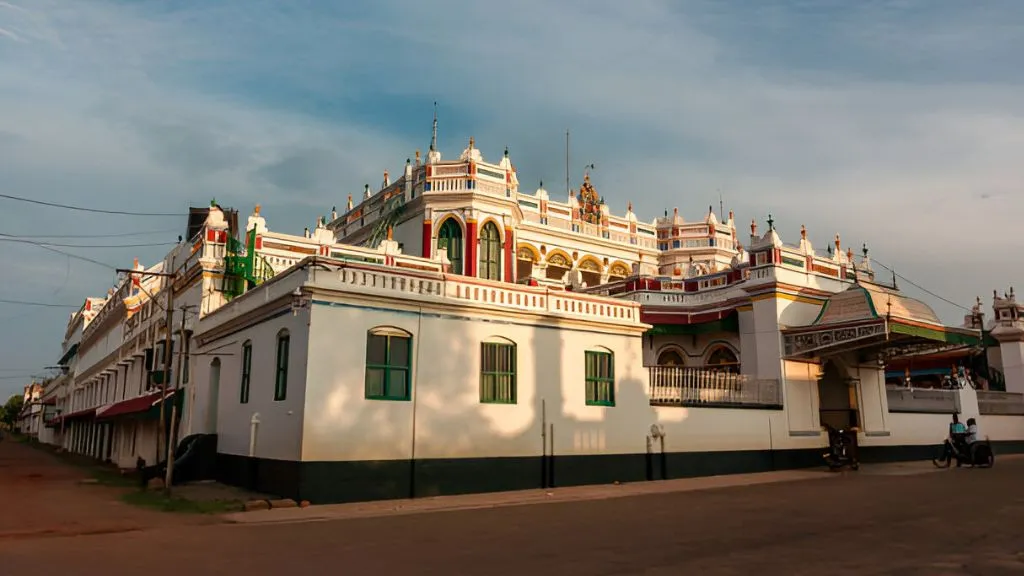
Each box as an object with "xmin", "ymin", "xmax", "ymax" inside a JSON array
[
  {"xmin": 932, "ymin": 434, "xmax": 995, "ymax": 468},
  {"xmin": 822, "ymin": 425, "xmax": 859, "ymax": 471}
]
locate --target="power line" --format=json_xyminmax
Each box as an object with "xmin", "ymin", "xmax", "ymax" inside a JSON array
[
  {"xmin": 0, "ymin": 298, "xmax": 79, "ymax": 308},
  {"xmin": 1, "ymin": 228, "xmax": 179, "ymax": 239},
  {"xmin": 872, "ymin": 258, "xmax": 970, "ymax": 312},
  {"xmin": 0, "ymin": 192, "xmax": 185, "ymax": 216},
  {"xmin": 28, "ymin": 242, "xmax": 117, "ymax": 270},
  {"xmin": 0, "ymin": 237, "xmax": 175, "ymax": 249}
]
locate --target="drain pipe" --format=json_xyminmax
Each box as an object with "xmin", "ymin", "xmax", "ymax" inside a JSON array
[{"xmin": 249, "ymin": 413, "xmax": 260, "ymax": 457}]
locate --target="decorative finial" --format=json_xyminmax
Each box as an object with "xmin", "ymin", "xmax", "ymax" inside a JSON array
[
  {"xmin": 539, "ymin": 180, "xmax": 543, "ymax": 188},
  {"xmin": 210, "ymin": 198, "xmax": 217, "ymax": 208},
  {"xmin": 728, "ymin": 210, "xmax": 734, "ymax": 221},
  {"xmin": 709, "ymin": 205, "xmax": 713, "ymax": 214},
  {"xmin": 627, "ymin": 201, "xmax": 633, "ymax": 212},
  {"xmin": 673, "ymin": 207, "xmax": 679, "ymax": 215},
  {"xmin": 766, "ymin": 213, "xmax": 774, "ymax": 231},
  {"xmin": 415, "ymin": 149, "xmax": 421, "ymax": 161},
  {"xmin": 800, "ymin": 224, "xmax": 807, "ymax": 240},
  {"xmin": 847, "ymin": 246, "xmax": 853, "ymax": 261},
  {"xmin": 406, "ymin": 158, "xmax": 411, "ymax": 165},
  {"xmin": 133, "ymin": 257, "xmax": 139, "ymax": 268},
  {"xmin": 862, "ymin": 243, "xmax": 869, "ymax": 258},
  {"xmin": 834, "ymin": 233, "xmax": 841, "ymax": 252},
  {"xmin": 504, "ymin": 146, "xmax": 509, "ymax": 157},
  {"xmin": 827, "ymin": 244, "xmax": 833, "ymax": 256},
  {"xmin": 254, "ymin": 204, "xmax": 261, "ymax": 215},
  {"xmin": 750, "ymin": 218, "xmax": 757, "ymax": 236},
  {"xmin": 469, "ymin": 136, "xmax": 474, "ymax": 149},
  {"xmin": 386, "ymin": 226, "xmax": 393, "ymax": 241}
]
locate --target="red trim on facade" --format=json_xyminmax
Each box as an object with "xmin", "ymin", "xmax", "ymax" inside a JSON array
[
  {"xmin": 504, "ymin": 226, "xmax": 514, "ymax": 283},
  {"xmin": 255, "ymin": 236, "xmax": 263, "ymax": 250},
  {"xmin": 466, "ymin": 220, "xmax": 478, "ymax": 277},
  {"xmin": 641, "ymin": 308, "xmax": 736, "ymax": 325},
  {"xmin": 421, "ymin": 220, "xmax": 432, "ymax": 259}
]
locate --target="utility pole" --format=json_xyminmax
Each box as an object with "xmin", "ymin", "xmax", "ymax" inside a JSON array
[
  {"xmin": 116, "ymin": 267, "xmax": 176, "ymax": 473},
  {"xmin": 164, "ymin": 304, "xmax": 193, "ymax": 495}
]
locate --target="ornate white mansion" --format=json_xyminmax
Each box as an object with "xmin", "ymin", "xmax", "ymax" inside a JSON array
[{"xmin": 23, "ymin": 135, "xmax": 1024, "ymax": 503}]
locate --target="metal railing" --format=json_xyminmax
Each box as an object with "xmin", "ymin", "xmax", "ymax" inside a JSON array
[
  {"xmin": 648, "ymin": 367, "xmax": 782, "ymax": 408},
  {"xmin": 977, "ymin": 391, "xmax": 1024, "ymax": 416}
]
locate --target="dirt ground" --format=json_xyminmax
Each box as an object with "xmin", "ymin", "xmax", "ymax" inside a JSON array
[
  {"xmin": 1, "ymin": 442, "xmax": 1022, "ymax": 575},
  {"xmin": 0, "ymin": 438, "xmax": 212, "ymax": 540}
]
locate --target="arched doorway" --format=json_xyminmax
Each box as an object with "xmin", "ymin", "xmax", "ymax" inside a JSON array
[
  {"xmin": 207, "ymin": 358, "xmax": 221, "ymax": 434},
  {"xmin": 479, "ymin": 222, "xmax": 501, "ymax": 281},
  {"xmin": 705, "ymin": 345, "xmax": 739, "ymax": 373},
  {"xmin": 657, "ymin": 349, "xmax": 685, "ymax": 366},
  {"xmin": 546, "ymin": 253, "xmax": 571, "ymax": 283},
  {"xmin": 437, "ymin": 218, "xmax": 464, "ymax": 274},
  {"xmin": 817, "ymin": 360, "xmax": 859, "ymax": 430},
  {"xmin": 516, "ymin": 246, "xmax": 537, "ymax": 283}
]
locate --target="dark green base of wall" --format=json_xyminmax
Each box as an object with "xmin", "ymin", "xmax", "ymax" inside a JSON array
[{"xmin": 216, "ymin": 441, "xmax": 1024, "ymax": 504}]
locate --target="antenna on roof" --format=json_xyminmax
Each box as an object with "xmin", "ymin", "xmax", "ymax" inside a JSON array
[
  {"xmin": 718, "ymin": 188, "xmax": 724, "ymax": 221},
  {"xmin": 565, "ymin": 130, "xmax": 571, "ymax": 198},
  {"xmin": 430, "ymin": 101, "xmax": 438, "ymax": 152}
]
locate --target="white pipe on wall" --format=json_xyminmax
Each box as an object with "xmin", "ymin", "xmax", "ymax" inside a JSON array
[{"xmin": 249, "ymin": 412, "xmax": 261, "ymax": 457}]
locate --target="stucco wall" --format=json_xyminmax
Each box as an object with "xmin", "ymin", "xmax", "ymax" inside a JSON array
[
  {"xmin": 199, "ymin": 311, "xmax": 310, "ymax": 461},
  {"xmin": 643, "ymin": 333, "xmax": 741, "ymax": 367},
  {"xmin": 301, "ymin": 300, "xmax": 650, "ymax": 461}
]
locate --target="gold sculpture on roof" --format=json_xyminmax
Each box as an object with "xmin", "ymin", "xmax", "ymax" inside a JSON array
[{"xmin": 577, "ymin": 173, "xmax": 602, "ymax": 225}]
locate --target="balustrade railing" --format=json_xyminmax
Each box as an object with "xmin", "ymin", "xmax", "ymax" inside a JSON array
[
  {"xmin": 977, "ymin": 391, "xmax": 1024, "ymax": 416},
  {"xmin": 648, "ymin": 366, "xmax": 782, "ymax": 408}
]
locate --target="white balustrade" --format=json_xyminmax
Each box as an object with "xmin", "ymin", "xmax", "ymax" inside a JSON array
[{"xmin": 648, "ymin": 366, "xmax": 782, "ymax": 408}]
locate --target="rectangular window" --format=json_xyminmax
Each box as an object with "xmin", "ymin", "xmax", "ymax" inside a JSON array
[
  {"xmin": 480, "ymin": 342, "xmax": 516, "ymax": 404},
  {"xmin": 585, "ymin": 350, "xmax": 615, "ymax": 406},
  {"xmin": 365, "ymin": 332, "xmax": 411, "ymax": 401},
  {"xmin": 240, "ymin": 342, "xmax": 252, "ymax": 404},
  {"xmin": 274, "ymin": 333, "xmax": 289, "ymax": 401}
]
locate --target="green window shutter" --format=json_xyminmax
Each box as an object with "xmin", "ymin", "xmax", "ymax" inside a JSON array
[
  {"xmin": 585, "ymin": 350, "xmax": 615, "ymax": 406},
  {"xmin": 480, "ymin": 342, "xmax": 517, "ymax": 404},
  {"xmin": 240, "ymin": 342, "xmax": 252, "ymax": 404},
  {"xmin": 274, "ymin": 332, "xmax": 289, "ymax": 401},
  {"xmin": 365, "ymin": 331, "xmax": 412, "ymax": 401}
]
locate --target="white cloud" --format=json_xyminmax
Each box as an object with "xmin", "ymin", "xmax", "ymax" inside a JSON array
[{"xmin": 1, "ymin": 0, "xmax": 1022, "ymax": 393}]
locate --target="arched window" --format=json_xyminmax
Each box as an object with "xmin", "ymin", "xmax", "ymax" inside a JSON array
[
  {"xmin": 479, "ymin": 222, "xmax": 501, "ymax": 281},
  {"xmin": 480, "ymin": 337, "xmax": 516, "ymax": 404},
  {"xmin": 657, "ymin": 349, "xmax": 685, "ymax": 366},
  {"xmin": 437, "ymin": 218, "xmax": 464, "ymax": 275},
  {"xmin": 239, "ymin": 340, "xmax": 252, "ymax": 404},
  {"xmin": 585, "ymin": 348, "xmax": 615, "ymax": 406},
  {"xmin": 365, "ymin": 327, "xmax": 412, "ymax": 401},
  {"xmin": 705, "ymin": 345, "xmax": 739, "ymax": 373},
  {"xmin": 274, "ymin": 330, "xmax": 290, "ymax": 401}
]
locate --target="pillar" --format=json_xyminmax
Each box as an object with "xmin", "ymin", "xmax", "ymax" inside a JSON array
[
  {"xmin": 504, "ymin": 226, "xmax": 514, "ymax": 283},
  {"xmin": 466, "ymin": 218, "xmax": 478, "ymax": 277}
]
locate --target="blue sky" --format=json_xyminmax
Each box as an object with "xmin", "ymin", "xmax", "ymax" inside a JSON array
[{"xmin": 1, "ymin": 0, "xmax": 1023, "ymax": 397}]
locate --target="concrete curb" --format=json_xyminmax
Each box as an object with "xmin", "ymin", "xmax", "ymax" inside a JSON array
[{"xmin": 222, "ymin": 468, "xmax": 835, "ymax": 526}]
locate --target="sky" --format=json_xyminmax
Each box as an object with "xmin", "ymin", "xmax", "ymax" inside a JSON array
[{"xmin": 1, "ymin": 0, "xmax": 1022, "ymax": 397}]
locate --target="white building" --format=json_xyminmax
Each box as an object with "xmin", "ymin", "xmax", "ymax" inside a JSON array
[{"xmin": 40, "ymin": 133, "xmax": 1024, "ymax": 503}]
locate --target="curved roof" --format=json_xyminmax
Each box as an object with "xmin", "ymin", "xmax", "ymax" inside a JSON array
[{"xmin": 813, "ymin": 284, "xmax": 942, "ymax": 327}]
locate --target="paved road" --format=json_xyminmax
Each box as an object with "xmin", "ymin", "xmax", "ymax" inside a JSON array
[{"xmin": 2, "ymin": 456, "xmax": 1023, "ymax": 575}]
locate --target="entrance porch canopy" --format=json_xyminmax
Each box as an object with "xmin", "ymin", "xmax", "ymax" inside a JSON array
[{"xmin": 782, "ymin": 284, "xmax": 980, "ymax": 361}]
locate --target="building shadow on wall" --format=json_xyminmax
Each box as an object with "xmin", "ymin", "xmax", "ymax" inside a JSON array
[{"xmin": 299, "ymin": 316, "xmax": 666, "ymax": 505}]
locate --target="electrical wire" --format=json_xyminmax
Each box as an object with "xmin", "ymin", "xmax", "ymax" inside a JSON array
[
  {"xmin": 0, "ymin": 298, "xmax": 79, "ymax": 308},
  {"xmin": 0, "ymin": 236, "xmax": 174, "ymax": 249},
  {"xmin": 3, "ymin": 239, "xmax": 118, "ymax": 270},
  {"xmin": 0, "ymin": 192, "xmax": 185, "ymax": 216},
  {"xmin": 1, "ymin": 228, "xmax": 179, "ymax": 239},
  {"xmin": 871, "ymin": 258, "xmax": 970, "ymax": 312}
]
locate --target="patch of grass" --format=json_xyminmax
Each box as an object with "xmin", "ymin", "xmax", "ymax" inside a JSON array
[{"xmin": 121, "ymin": 489, "xmax": 242, "ymax": 514}]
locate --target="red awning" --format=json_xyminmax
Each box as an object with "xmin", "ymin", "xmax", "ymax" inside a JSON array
[
  {"xmin": 95, "ymin": 390, "xmax": 170, "ymax": 419},
  {"xmin": 56, "ymin": 408, "xmax": 96, "ymax": 423}
]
